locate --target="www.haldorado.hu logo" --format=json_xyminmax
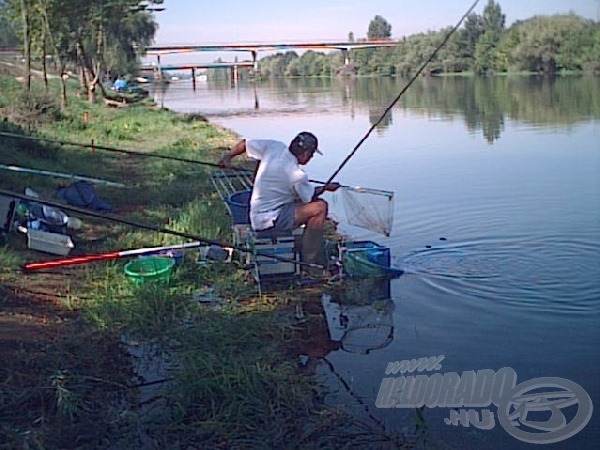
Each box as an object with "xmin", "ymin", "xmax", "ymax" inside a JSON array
[{"xmin": 375, "ymin": 356, "xmax": 593, "ymax": 444}]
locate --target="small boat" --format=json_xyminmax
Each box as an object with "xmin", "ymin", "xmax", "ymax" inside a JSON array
[{"xmin": 342, "ymin": 241, "xmax": 404, "ymax": 278}]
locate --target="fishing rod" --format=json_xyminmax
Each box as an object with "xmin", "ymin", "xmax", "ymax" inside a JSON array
[
  {"xmin": 0, "ymin": 130, "xmax": 242, "ymax": 171},
  {"xmin": 0, "ymin": 163, "xmax": 127, "ymax": 187},
  {"xmin": 1, "ymin": 131, "xmax": 374, "ymax": 191},
  {"xmin": 0, "ymin": 188, "xmax": 323, "ymax": 271},
  {"xmin": 324, "ymin": 0, "xmax": 481, "ymax": 186},
  {"xmin": 24, "ymin": 241, "xmax": 203, "ymax": 271},
  {"xmin": 2, "ymin": 130, "xmax": 392, "ymax": 195}
]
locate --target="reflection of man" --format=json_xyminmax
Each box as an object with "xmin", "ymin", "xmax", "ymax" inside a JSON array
[
  {"xmin": 294, "ymin": 300, "xmax": 341, "ymax": 372},
  {"xmin": 218, "ymin": 132, "xmax": 340, "ymax": 277}
]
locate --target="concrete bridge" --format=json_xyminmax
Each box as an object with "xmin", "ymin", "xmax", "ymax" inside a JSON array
[
  {"xmin": 139, "ymin": 61, "xmax": 255, "ymax": 86},
  {"xmin": 143, "ymin": 40, "xmax": 400, "ymax": 81}
]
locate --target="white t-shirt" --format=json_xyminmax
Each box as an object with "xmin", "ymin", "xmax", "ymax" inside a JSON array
[{"xmin": 245, "ymin": 139, "xmax": 315, "ymax": 230}]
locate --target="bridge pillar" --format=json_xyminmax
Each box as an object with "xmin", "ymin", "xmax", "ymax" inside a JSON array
[
  {"xmin": 154, "ymin": 54, "xmax": 163, "ymax": 81},
  {"xmin": 341, "ymin": 48, "xmax": 350, "ymax": 66},
  {"xmin": 230, "ymin": 65, "xmax": 239, "ymax": 86},
  {"xmin": 252, "ymin": 50, "xmax": 258, "ymax": 72}
]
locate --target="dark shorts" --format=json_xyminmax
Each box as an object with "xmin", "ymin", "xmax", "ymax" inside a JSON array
[{"xmin": 272, "ymin": 203, "xmax": 296, "ymax": 233}]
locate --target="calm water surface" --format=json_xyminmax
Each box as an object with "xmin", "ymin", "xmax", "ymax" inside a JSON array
[{"xmin": 152, "ymin": 76, "xmax": 599, "ymax": 449}]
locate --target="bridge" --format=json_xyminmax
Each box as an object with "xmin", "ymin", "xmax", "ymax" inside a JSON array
[
  {"xmin": 143, "ymin": 40, "xmax": 401, "ymax": 82},
  {"xmin": 139, "ymin": 61, "xmax": 255, "ymax": 86}
]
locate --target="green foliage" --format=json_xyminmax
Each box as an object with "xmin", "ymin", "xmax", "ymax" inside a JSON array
[
  {"xmin": 581, "ymin": 26, "xmax": 600, "ymax": 74},
  {"xmin": 367, "ymin": 15, "xmax": 392, "ymax": 40},
  {"xmin": 0, "ymin": 0, "xmax": 19, "ymax": 47},
  {"xmin": 483, "ymin": 0, "xmax": 505, "ymax": 33},
  {"xmin": 9, "ymin": 0, "xmax": 159, "ymax": 104},
  {"xmin": 475, "ymin": 30, "xmax": 501, "ymax": 73},
  {"xmin": 5, "ymin": 88, "xmax": 62, "ymax": 128},
  {"xmin": 257, "ymin": 7, "xmax": 596, "ymax": 78},
  {"xmin": 502, "ymin": 14, "xmax": 597, "ymax": 73}
]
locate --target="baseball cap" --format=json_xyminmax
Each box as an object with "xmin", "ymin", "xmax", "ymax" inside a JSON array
[{"xmin": 292, "ymin": 131, "xmax": 322, "ymax": 155}]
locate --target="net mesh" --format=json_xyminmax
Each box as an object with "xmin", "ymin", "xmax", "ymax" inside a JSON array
[{"xmin": 336, "ymin": 186, "xmax": 394, "ymax": 237}]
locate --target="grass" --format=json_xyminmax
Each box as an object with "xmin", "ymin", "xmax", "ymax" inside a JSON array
[{"xmin": 0, "ymin": 67, "xmax": 423, "ymax": 448}]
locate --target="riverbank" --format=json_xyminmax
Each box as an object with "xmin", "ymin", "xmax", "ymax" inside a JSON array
[{"xmin": 0, "ymin": 68, "xmax": 418, "ymax": 448}]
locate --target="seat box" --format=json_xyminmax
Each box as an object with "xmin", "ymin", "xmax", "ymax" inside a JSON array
[
  {"xmin": 247, "ymin": 234, "xmax": 299, "ymax": 279},
  {"xmin": 27, "ymin": 229, "xmax": 74, "ymax": 255}
]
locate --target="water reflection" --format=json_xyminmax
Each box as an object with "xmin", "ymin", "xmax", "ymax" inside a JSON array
[
  {"xmin": 291, "ymin": 278, "xmax": 395, "ymax": 371},
  {"xmin": 322, "ymin": 278, "xmax": 394, "ymax": 356},
  {"xmin": 151, "ymin": 75, "xmax": 598, "ymax": 143}
]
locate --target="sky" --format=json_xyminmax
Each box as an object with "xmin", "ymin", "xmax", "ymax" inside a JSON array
[{"xmin": 151, "ymin": 0, "xmax": 598, "ymax": 46}]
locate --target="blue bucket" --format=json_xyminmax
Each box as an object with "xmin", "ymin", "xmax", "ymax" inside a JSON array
[{"xmin": 226, "ymin": 190, "xmax": 251, "ymax": 224}]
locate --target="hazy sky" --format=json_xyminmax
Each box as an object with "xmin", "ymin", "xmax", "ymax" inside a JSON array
[{"xmin": 151, "ymin": 0, "xmax": 598, "ymax": 45}]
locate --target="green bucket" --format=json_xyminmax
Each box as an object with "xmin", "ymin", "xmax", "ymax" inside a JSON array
[{"xmin": 124, "ymin": 256, "xmax": 175, "ymax": 285}]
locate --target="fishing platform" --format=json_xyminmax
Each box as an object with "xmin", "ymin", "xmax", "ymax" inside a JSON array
[{"xmin": 210, "ymin": 170, "xmax": 403, "ymax": 287}]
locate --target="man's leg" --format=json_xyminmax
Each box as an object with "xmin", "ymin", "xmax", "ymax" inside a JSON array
[
  {"xmin": 293, "ymin": 199, "xmax": 327, "ymax": 229},
  {"xmin": 294, "ymin": 200, "xmax": 328, "ymax": 275}
]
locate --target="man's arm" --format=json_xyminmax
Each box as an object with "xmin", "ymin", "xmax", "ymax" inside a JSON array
[{"xmin": 218, "ymin": 139, "xmax": 246, "ymax": 168}]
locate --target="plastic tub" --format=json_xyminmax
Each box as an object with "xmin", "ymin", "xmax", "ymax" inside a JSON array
[
  {"xmin": 124, "ymin": 256, "xmax": 175, "ymax": 285},
  {"xmin": 226, "ymin": 190, "xmax": 251, "ymax": 224}
]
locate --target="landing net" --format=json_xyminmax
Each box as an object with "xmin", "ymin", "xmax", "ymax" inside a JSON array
[{"xmin": 335, "ymin": 186, "xmax": 395, "ymax": 237}]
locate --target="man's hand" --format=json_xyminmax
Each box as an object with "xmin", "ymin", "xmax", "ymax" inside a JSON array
[
  {"xmin": 325, "ymin": 182, "xmax": 341, "ymax": 192},
  {"xmin": 313, "ymin": 182, "xmax": 341, "ymax": 199},
  {"xmin": 218, "ymin": 139, "xmax": 247, "ymax": 169},
  {"xmin": 217, "ymin": 153, "xmax": 232, "ymax": 169}
]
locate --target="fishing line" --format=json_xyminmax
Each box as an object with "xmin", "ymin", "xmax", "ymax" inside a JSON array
[
  {"xmin": 0, "ymin": 188, "xmax": 323, "ymax": 270},
  {"xmin": 321, "ymin": 356, "xmax": 388, "ymax": 432},
  {"xmin": 324, "ymin": 0, "xmax": 481, "ymax": 185}
]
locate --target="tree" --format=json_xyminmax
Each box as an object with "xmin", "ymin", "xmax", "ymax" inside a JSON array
[
  {"xmin": 19, "ymin": 0, "xmax": 31, "ymax": 91},
  {"xmin": 482, "ymin": 0, "xmax": 505, "ymax": 33},
  {"xmin": 7, "ymin": 0, "xmax": 160, "ymax": 104},
  {"xmin": 504, "ymin": 14, "xmax": 596, "ymax": 73},
  {"xmin": 475, "ymin": 30, "xmax": 501, "ymax": 73},
  {"xmin": 367, "ymin": 15, "xmax": 392, "ymax": 40},
  {"xmin": 456, "ymin": 12, "xmax": 484, "ymax": 69},
  {"xmin": 0, "ymin": 0, "xmax": 20, "ymax": 48}
]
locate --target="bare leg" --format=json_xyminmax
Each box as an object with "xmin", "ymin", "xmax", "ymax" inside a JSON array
[
  {"xmin": 294, "ymin": 200, "xmax": 328, "ymax": 276},
  {"xmin": 293, "ymin": 199, "xmax": 327, "ymax": 230}
]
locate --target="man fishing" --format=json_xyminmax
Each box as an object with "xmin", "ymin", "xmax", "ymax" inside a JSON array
[{"xmin": 218, "ymin": 131, "xmax": 340, "ymax": 278}]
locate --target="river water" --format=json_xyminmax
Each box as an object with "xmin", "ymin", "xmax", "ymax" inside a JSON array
[{"xmin": 150, "ymin": 75, "xmax": 599, "ymax": 449}]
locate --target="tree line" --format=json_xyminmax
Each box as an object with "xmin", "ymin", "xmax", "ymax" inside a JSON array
[
  {"xmin": 0, "ymin": 0, "xmax": 161, "ymax": 106},
  {"xmin": 260, "ymin": 1, "xmax": 599, "ymax": 78},
  {"xmin": 1, "ymin": 0, "xmax": 598, "ymax": 109}
]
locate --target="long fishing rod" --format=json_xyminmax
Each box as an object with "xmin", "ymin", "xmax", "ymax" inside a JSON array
[
  {"xmin": 0, "ymin": 188, "xmax": 323, "ymax": 271},
  {"xmin": 324, "ymin": 0, "xmax": 481, "ymax": 186},
  {"xmin": 0, "ymin": 130, "xmax": 369, "ymax": 190},
  {"xmin": 0, "ymin": 163, "xmax": 127, "ymax": 187},
  {"xmin": 0, "ymin": 130, "xmax": 243, "ymax": 171}
]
